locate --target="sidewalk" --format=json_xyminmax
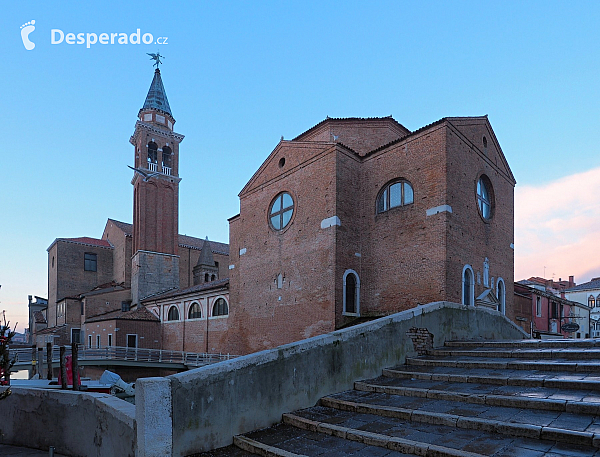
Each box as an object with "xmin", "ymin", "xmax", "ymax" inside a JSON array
[{"xmin": 0, "ymin": 444, "xmax": 67, "ymax": 456}]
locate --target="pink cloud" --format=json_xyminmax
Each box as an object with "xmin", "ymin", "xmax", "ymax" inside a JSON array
[{"xmin": 515, "ymin": 167, "xmax": 600, "ymax": 282}]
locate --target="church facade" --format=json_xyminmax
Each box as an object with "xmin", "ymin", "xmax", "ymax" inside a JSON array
[
  {"xmin": 225, "ymin": 116, "xmax": 515, "ymax": 354},
  {"xmin": 36, "ymin": 66, "xmax": 515, "ymax": 357}
]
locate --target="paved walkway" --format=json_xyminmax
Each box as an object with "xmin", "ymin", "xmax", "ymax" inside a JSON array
[{"xmin": 0, "ymin": 444, "xmax": 67, "ymax": 456}]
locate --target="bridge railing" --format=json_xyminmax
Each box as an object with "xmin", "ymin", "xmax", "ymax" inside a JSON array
[{"xmin": 9, "ymin": 346, "xmax": 235, "ymax": 368}]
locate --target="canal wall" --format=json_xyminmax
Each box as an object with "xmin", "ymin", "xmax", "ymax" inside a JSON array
[{"xmin": 0, "ymin": 387, "xmax": 135, "ymax": 457}]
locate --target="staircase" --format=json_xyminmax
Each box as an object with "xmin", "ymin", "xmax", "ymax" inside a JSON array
[{"xmin": 196, "ymin": 339, "xmax": 600, "ymax": 456}]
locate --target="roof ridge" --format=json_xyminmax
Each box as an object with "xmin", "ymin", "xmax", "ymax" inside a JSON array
[
  {"xmin": 292, "ymin": 116, "xmax": 409, "ymax": 141},
  {"xmin": 363, "ymin": 117, "xmax": 448, "ymax": 157}
]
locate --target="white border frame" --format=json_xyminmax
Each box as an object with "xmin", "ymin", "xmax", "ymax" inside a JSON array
[
  {"xmin": 496, "ymin": 277, "xmax": 506, "ymax": 315},
  {"xmin": 462, "ymin": 265, "xmax": 475, "ymax": 306},
  {"xmin": 342, "ymin": 269, "xmax": 360, "ymax": 316}
]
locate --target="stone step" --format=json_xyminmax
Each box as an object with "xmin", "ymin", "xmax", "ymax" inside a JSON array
[
  {"xmin": 444, "ymin": 339, "xmax": 600, "ymax": 349},
  {"xmin": 383, "ymin": 366, "xmax": 600, "ymax": 391},
  {"xmin": 354, "ymin": 377, "xmax": 600, "ymax": 415},
  {"xmin": 238, "ymin": 422, "xmax": 426, "ymax": 457},
  {"xmin": 406, "ymin": 355, "xmax": 600, "ymax": 372},
  {"xmin": 284, "ymin": 405, "xmax": 600, "ymax": 456},
  {"xmin": 318, "ymin": 391, "xmax": 600, "ymax": 448},
  {"xmin": 429, "ymin": 347, "xmax": 600, "ymax": 359},
  {"xmin": 234, "ymin": 435, "xmax": 306, "ymax": 456},
  {"xmin": 192, "ymin": 442, "xmax": 260, "ymax": 456}
]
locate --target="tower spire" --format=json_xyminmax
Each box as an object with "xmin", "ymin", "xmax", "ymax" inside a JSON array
[{"xmin": 142, "ymin": 67, "xmax": 172, "ymax": 116}]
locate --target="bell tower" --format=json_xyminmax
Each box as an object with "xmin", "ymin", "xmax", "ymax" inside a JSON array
[{"xmin": 129, "ymin": 58, "xmax": 184, "ymax": 304}]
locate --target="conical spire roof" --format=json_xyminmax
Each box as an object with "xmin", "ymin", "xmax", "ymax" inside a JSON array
[
  {"xmin": 196, "ymin": 237, "xmax": 215, "ymax": 267},
  {"xmin": 143, "ymin": 68, "xmax": 172, "ymax": 116}
]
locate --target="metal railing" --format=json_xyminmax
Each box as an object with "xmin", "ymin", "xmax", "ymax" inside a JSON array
[{"xmin": 9, "ymin": 346, "xmax": 236, "ymax": 368}]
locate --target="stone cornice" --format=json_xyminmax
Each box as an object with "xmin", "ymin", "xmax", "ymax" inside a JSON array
[{"xmin": 130, "ymin": 120, "xmax": 185, "ymax": 145}]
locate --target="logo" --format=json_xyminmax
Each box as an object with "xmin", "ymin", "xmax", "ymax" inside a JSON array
[
  {"xmin": 20, "ymin": 20, "xmax": 36, "ymax": 50},
  {"xmin": 19, "ymin": 20, "xmax": 168, "ymax": 51},
  {"xmin": 51, "ymin": 28, "xmax": 168, "ymax": 49}
]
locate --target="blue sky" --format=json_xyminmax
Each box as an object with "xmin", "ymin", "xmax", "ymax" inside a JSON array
[{"xmin": 2, "ymin": 1, "xmax": 600, "ymax": 332}]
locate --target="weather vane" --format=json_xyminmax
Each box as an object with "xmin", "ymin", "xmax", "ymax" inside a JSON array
[{"xmin": 147, "ymin": 52, "xmax": 164, "ymax": 68}]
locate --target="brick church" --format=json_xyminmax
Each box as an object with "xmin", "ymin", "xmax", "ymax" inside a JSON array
[{"xmin": 33, "ymin": 65, "xmax": 515, "ymax": 356}]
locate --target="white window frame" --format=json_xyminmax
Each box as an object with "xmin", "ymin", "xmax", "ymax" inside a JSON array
[
  {"xmin": 342, "ymin": 269, "xmax": 360, "ymax": 316},
  {"xmin": 167, "ymin": 305, "xmax": 180, "ymax": 321},
  {"xmin": 496, "ymin": 277, "xmax": 506, "ymax": 315},
  {"xmin": 210, "ymin": 296, "xmax": 230, "ymax": 318},
  {"xmin": 462, "ymin": 265, "xmax": 475, "ymax": 306},
  {"xmin": 536, "ymin": 296, "xmax": 542, "ymax": 317},
  {"xmin": 107, "ymin": 333, "xmax": 113, "ymax": 347},
  {"xmin": 88, "ymin": 335, "xmax": 92, "ymax": 348},
  {"xmin": 96, "ymin": 334, "xmax": 101, "ymax": 348},
  {"xmin": 188, "ymin": 301, "xmax": 202, "ymax": 320}
]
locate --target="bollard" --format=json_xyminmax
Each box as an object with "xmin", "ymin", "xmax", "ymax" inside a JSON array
[
  {"xmin": 49, "ymin": 446, "xmax": 55, "ymax": 457},
  {"xmin": 59, "ymin": 346, "xmax": 67, "ymax": 389},
  {"xmin": 71, "ymin": 342, "xmax": 80, "ymax": 391},
  {"xmin": 46, "ymin": 342, "xmax": 52, "ymax": 381}
]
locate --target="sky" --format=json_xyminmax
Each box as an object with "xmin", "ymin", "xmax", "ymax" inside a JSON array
[{"xmin": 1, "ymin": 1, "xmax": 600, "ymax": 332}]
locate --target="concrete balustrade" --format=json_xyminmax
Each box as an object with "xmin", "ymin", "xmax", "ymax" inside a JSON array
[{"xmin": 137, "ymin": 301, "xmax": 527, "ymax": 456}]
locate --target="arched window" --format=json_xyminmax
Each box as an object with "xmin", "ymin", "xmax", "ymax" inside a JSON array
[
  {"xmin": 462, "ymin": 265, "xmax": 475, "ymax": 306},
  {"xmin": 376, "ymin": 180, "xmax": 414, "ymax": 213},
  {"xmin": 476, "ymin": 175, "xmax": 493, "ymax": 220},
  {"xmin": 167, "ymin": 305, "xmax": 179, "ymax": 321},
  {"xmin": 188, "ymin": 302, "xmax": 201, "ymax": 319},
  {"xmin": 589, "ymin": 296, "xmax": 596, "ymax": 308},
  {"xmin": 343, "ymin": 270, "xmax": 360, "ymax": 315},
  {"xmin": 269, "ymin": 192, "xmax": 294, "ymax": 231},
  {"xmin": 597, "ymin": 295, "xmax": 600, "ymax": 307},
  {"xmin": 162, "ymin": 146, "xmax": 172, "ymax": 169},
  {"xmin": 212, "ymin": 298, "xmax": 228, "ymax": 317},
  {"xmin": 147, "ymin": 142, "xmax": 158, "ymax": 165},
  {"xmin": 496, "ymin": 278, "xmax": 506, "ymax": 315},
  {"xmin": 204, "ymin": 273, "xmax": 209, "ymax": 282},
  {"xmin": 211, "ymin": 274, "xmax": 216, "ymax": 281}
]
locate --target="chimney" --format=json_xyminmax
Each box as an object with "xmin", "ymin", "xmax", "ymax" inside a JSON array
[
  {"xmin": 569, "ymin": 275, "xmax": 575, "ymax": 287},
  {"xmin": 28, "ymin": 295, "xmax": 32, "ymax": 305}
]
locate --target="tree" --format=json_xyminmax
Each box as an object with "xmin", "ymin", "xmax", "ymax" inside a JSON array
[{"xmin": 0, "ymin": 311, "xmax": 16, "ymax": 400}]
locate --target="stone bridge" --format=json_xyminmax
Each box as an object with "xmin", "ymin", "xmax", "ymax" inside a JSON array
[{"xmin": 0, "ymin": 302, "xmax": 528, "ymax": 456}]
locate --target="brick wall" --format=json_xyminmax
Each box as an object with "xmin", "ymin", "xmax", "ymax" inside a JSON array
[
  {"xmin": 228, "ymin": 142, "xmax": 338, "ymax": 354},
  {"xmin": 48, "ymin": 240, "xmax": 114, "ymax": 324},
  {"xmin": 228, "ymin": 116, "xmax": 515, "ymax": 355}
]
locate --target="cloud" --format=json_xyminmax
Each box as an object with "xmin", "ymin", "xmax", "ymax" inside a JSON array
[{"xmin": 515, "ymin": 166, "xmax": 600, "ymax": 283}]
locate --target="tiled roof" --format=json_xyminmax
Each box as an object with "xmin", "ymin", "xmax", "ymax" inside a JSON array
[
  {"xmin": 107, "ymin": 219, "xmax": 229, "ymax": 255},
  {"xmin": 142, "ymin": 278, "xmax": 229, "ymax": 302},
  {"xmin": 86, "ymin": 306, "xmax": 160, "ymax": 323},
  {"xmin": 178, "ymin": 234, "xmax": 229, "ymax": 255},
  {"xmin": 292, "ymin": 116, "xmax": 410, "ymax": 141},
  {"xmin": 365, "ymin": 117, "xmax": 448, "ymax": 156},
  {"xmin": 565, "ymin": 278, "xmax": 600, "ymax": 292},
  {"xmin": 142, "ymin": 68, "xmax": 172, "ymax": 116},
  {"xmin": 107, "ymin": 219, "xmax": 133, "ymax": 236},
  {"xmin": 54, "ymin": 237, "xmax": 112, "ymax": 249},
  {"xmin": 36, "ymin": 325, "xmax": 68, "ymax": 336}
]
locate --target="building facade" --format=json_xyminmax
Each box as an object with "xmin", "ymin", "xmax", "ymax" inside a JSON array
[
  {"xmin": 226, "ymin": 116, "xmax": 515, "ymax": 354},
  {"xmin": 39, "ymin": 65, "xmax": 517, "ymax": 358},
  {"xmin": 565, "ymin": 277, "xmax": 600, "ymax": 337},
  {"xmin": 516, "ymin": 279, "xmax": 590, "ymax": 339}
]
